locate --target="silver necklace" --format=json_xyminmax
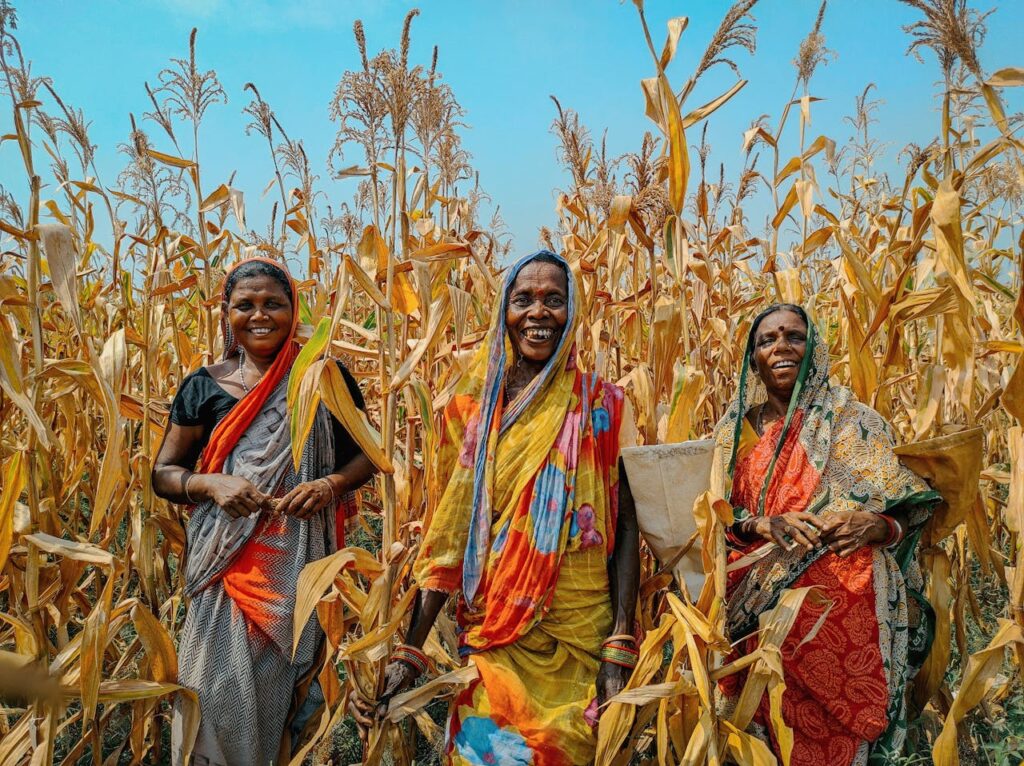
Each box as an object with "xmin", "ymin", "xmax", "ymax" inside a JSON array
[
  {"xmin": 238, "ymin": 349, "xmax": 250, "ymax": 394},
  {"xmin": 756, "ymin": 402, "xmax": 767, "ymax": 434}
]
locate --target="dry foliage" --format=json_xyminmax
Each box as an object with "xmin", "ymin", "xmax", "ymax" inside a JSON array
[{"xmin": 1, "ymin": 1, "xmax": 1023, "ymax": 764}]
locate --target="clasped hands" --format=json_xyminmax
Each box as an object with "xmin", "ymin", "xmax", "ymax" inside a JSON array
[
  {"xmin": 740, "ymin": 510, "xmax": 889, "ymax": 557},
  {"xmin": 207, "ymin": 473, "xmax": 335, "ymax": 519}
]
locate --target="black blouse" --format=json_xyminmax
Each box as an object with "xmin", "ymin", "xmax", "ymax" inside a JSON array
[{"xmin": 169, "ymin": 360, "xmax": 366, "ymax": 471}]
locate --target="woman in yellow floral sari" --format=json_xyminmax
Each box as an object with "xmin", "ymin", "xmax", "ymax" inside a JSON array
[{"xmin": 374, "ymin": 250, "xmax": 640, "ymax": 765}]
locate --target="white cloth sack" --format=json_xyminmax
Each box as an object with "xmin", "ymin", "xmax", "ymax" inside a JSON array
[{"xmin": 621, "ymin": 440, "xmax": 715, "ymax": 599}]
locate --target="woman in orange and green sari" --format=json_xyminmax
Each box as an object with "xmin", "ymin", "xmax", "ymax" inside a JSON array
[
  {"xmin": 715, "ymin": 304, "xmax": 941, "ymax": 766},
  {"xmin": 374, "ymin": 250, "xmax": 640, "ymax": 765}
]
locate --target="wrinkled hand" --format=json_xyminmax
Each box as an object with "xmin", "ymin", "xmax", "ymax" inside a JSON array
[
  {"xmin": 750, "ymin": 512, "xmax": 825, "ymax": 552},
  {"xmin": 596, "ymin": 661, "xmax": 631, "ymax": 714},
  {"xmin": 208, "ymin": 474, "xmax": 270, "ymax": 518},
  {"xmin": 374, "ymin": 660, "xmax": 419, "ymax": 718},
  {"xmin": 819, "ymin": 511, "xmax": 888, "ymax": 557},
  {"xmin": 276, "ymin": 479, "xmax": 334, "ymax": 520}
]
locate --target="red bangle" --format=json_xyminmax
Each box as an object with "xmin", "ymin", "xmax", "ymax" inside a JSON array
[
  {"xmin": 392, "ymin": 644, "xmax": 429, "ymax": 676},
  {"xmin": 880, "ymin": 515, "xmax": 899, "ymax": 547},
  {"xmin": 600, "ymin": 641, "xmax": 639, "ymax": 655}
]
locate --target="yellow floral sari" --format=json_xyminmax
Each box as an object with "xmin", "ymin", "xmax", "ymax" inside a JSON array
[{"xmin": 414, "ymin": 251, "xmax": 626, "ymax": 765}]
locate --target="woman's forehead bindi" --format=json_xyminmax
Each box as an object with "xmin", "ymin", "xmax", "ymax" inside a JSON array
[{"xmin": 756, "ymin": 311, "xmax": 806, "ymax": 335}]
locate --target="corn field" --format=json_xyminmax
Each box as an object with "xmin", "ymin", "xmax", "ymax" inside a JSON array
[{"xmin": 1, "ymin": 0, "xmax": 1023, "ymax": 763}]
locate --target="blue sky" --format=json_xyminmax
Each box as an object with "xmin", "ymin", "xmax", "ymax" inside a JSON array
[{"xmin": 3, "ymin": 0, "xmax": 1023, "ymax": 253}]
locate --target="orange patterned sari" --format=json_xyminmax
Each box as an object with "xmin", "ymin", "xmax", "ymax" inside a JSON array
[{"xmin": 715, "ymin": 313, "xmax": 940, "ymax": 766}]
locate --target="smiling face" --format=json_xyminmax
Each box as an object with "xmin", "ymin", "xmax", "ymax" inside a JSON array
[
  {"xmin": 751, "ymin": 309, "xmax": 808, "ymax": 401},
  {"xmin": 504, "ymin": 261, "xmax": 570, "ymax": 367},
  {"xmin": 225, "ymin": 275, "xmax": 294, "ymax": 361}
]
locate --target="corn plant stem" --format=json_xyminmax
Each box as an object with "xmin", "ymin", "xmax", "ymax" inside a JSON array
[{"xmin": 769, "ymin": 80, "xmax": 801, "ymax": 266}]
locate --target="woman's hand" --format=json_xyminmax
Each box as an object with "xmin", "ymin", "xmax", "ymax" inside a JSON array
[
  {"xmin": 205, "ymin": 474, "xmax": 269, "ymax": 518},
  {"xmin": 595, "ymin": 661, "xmax": 631, "ymax": 713},
  {"xmin": 748, "ymin": 512, "xmax": 825, "ymax": 552},
  {"xmin": 819, "ymin": 511, "xmax": 888, "ymax": 557},
  {"xmin": 276, "ymin": 478, "xmax": 334, "ymax": 520},
  {"xmin": 374, "ymin": 660, "xmax": 419, "ymax": 717}
]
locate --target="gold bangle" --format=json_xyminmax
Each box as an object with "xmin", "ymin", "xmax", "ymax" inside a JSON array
[
  {"xmin": 603, "ymin": 633, "xmax": 637, "ymax": 646},
  {"xmin": 319, "ymin": 477, "xmax": 336, "ymax": 508},
  {"xmin": 184, "ymin": 473, "xmax": 198, "ymax": 504}
]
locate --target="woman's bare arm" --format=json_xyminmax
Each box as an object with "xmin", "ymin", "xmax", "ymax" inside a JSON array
[
  {"xmin": 608, "ymin": 458, "xmax": 640, "ymax": 634},
  {"xmin": 152, "ymin": 422, "xmax": 267, "ymax": 517},
  {"xmin": 152, "ymin": 422, "xmax": 208, "ymax": 504}
]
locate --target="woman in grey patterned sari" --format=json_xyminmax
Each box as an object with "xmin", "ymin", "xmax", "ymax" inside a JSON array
[{"xmin": 154, "ymin": 258, "xmax": 375, "ymax": 765}]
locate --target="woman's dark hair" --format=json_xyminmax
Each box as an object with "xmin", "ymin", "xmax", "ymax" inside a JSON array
[
  {"xmin": 747, "ymin": 303, "xmax": 808, "ymax": 360},
  {"xmin": 224, "ymin": 260, "xmax": 293, "ymax": 304}
]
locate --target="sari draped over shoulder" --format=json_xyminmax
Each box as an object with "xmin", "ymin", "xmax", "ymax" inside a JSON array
[
  {"xmin": 171, "ymin": 258, "xmax": 354, "ymax": 766},
  {"xmin": 713, "ymin": 315, "xmax": 941, "ymax": 766},
  {"xmin": 414, "ymin": 251, "xmax": 625, "ymax": 766}
]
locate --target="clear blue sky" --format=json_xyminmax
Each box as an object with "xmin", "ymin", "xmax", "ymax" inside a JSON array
[{"xmin": 3, "ymin": 0, "xmax": 1023, "ymax": 253}]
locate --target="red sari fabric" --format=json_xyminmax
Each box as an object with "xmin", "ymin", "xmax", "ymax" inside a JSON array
[{"xmin": 724, "ymin": 414, "xmax": 889, "ymax": 766}]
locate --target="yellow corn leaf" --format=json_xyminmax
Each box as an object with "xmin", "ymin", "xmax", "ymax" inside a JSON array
[
  {"xmin": 320, "ymin": 361, "xmax": 394, "ymax": 473},
  {"xmin": 911, "ymin": 364, "xmax": 946, "ymax": 439},
  {"xmin": 802, "ymin": 226, "xmax": 833, "ymax": 255},
  {"xmin": 0, "ymin": 316, "xmax": 52, "ymax": 448},
  {"xmin": 91, "ymin": 329, "xmax": 128, "ymax": 536},
  {"xmin": 731, "ymin": 587, "xmax": 827, "ymax": 735},
  {"xmin": 605, "ymin": 677, "xmax": 697, "ymax": 707},
  {"xmin": 774, "ymin": 268, "xmax": 803, "ymax": 305},
  {"xmin": 988, "ymin": 66, "xmax": 1024, "ymax": 87},
  {"xmin": 722, "ymin": 720, "xmax": 779, "ymax": 766},
  {"xmin": 357, "ymin": 224, "xmax": 389, "ymax": 279},
  {"xmin": 771, "ymin": 184, "xmax": 798, "ymax": 231},
  {"xmin": 38, "ymin": 223, "xmax": 81, "ymax": 334},
  {"xmin": 390, "ymin": 293, "xmax": 452, "ymax": 391},
  {"xmin": 199, "ymin": 183, "xmax": 231, "ymax": 212},
  {"xmin": 0, "ymin": 451, "xmax": 25, "ymax": 573},
  {"xmin": 1006, "ymin": 428, "xmax": 1024, "ymax": 621},
  {"xmin": 292, "ymin": 546, "xmax": 384, "ymax": 658},
  {"xmin": 843, "ymin": 291, "xmax": 878, "ymax": 403},
  {"xmin": 344, "ymin": 253, "xmax": 390, "ymax": 309},
  {"xmin": 641, "ymin": 77, "xmax": 664, "ymax": 130},
  {"xmin": 659, "ymin": 74, "xmax": 688, "ymax": 214},
  {"xmin": 80, "ymin": 573, "xmax": 114, "ymax": 723},
  {"xmin": 914, "ymin": 549, "xmax": 953, "ymax": 710},
  {"xmin": 658, "ymin": 16, "xmax": 688, "ymax": 69},
  {"xmin": 665, "ymin": 361, "xmax": 705, "ymax": 442},
  {"xmin": 145, "ymin": 147, "xmax": 196, "ymax": 168},
  {"xmin": 794, "ymin": 175, "xmax": 815, "ymax": 218},
  {"xmin": 410, "ymin": 242, "xmax": 469, "ymax": 261},
  {"xmin": 386, "ymin": 664, "xmax": 479, "ymax": 722},
  {"xmin": 608, "ymin": 195, "xmax": 632, "ymax": 232},
  {"xmin": 392, "ymin": 270, "xmax": 420, "ymax": 316},
  {"xmin": 25, "ymin": 531, "xmax": 114, "ymax": 567},
  {"xmin": 288, "ymin": 317, "xmax": 332, "ymax": 469},
  {"xmin": 980, "ymin": 82, "xmax": 1009, "ymax": 134},
  {"xmin": 1002, "ymin": 353, "xmax": 1024, "ymax": 426},
  {"xmin": 130, "ymin": 604, "xmax": 178, "ymax": 683},
  {"xmin": 931, "ymin": 177, "xmax": 974, "ymax": 309},
  {"xmin": 342, "ymin": 584, "xmax": 419, "ymax": 660},
  {"xmin": 933, "ymin": 620, "xmax": 1024, "ymax": 765},
  {"xmin": 682, "ymin": 80, "xmax": 747, "ymax": 129},
  {"xmin": 838, "ymin": 239, "xmax": 882, "ymax": 308}
]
